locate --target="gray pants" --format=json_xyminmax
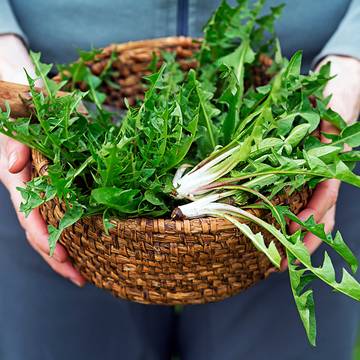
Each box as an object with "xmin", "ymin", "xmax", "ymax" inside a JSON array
[{"xmin": 0, "ymin": 176, "xmax": 359, "ymax": 360}]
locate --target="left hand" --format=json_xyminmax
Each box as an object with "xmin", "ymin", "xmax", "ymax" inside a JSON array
[
  {"xmin": 0, "ymin": 35, "xmax": 86, "ymax": 286},
  {"xmin": 288, "ymin": 55, "xmax": 360, "ymax": 256}
]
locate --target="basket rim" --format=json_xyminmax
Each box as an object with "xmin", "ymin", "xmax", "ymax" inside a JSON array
[
  {"xmin": 31, "ymin": 37, "xmax": 310, "ymax": 234},
  {"xmin": 31, "ymin": 148, "xmax": 310, "ymax": 235},
  {"xmin": 32, "ymin": 148, "xmax": 248, "ymax": 232},
  {"xmin": 105, "ymin": 36, "xmax": 200, "ymax": 53}
]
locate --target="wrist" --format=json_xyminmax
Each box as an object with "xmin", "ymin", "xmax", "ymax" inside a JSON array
[
  {"xmin": 317, "ymin": 55, "xmax": 360, "ymax": 79},
  {"xmin": 316, "ymin": 55, "xmax": 360, "ymax": 71},
  {"xmin": 0, "ymin": 34, "xmax": 34, "ymax": 84}
]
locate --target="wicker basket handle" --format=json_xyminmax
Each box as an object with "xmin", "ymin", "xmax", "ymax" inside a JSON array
[{"xmin": 0, "ymin": 80, "xmax": 88, "ymax": 118}]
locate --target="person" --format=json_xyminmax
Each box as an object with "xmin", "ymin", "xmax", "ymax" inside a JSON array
[{"xmin": 0, "ymin": 0, "xmax": 359, "ymax": 359}]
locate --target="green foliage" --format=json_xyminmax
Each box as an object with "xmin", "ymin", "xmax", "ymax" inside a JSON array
[
  {"xmin": 0, "ymin": 0, "xmax": 360, "ymax": 347},
  {"xmin": 224, "ymin": 214, "xmax": 281, "ymax": 267},
  {"xmin": 287, "ymin": 250, "xmax": 317, "ymax": 346}
]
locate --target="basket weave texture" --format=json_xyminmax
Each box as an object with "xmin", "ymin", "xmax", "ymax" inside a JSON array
[{"xmin": 32, "ymin": 37, "xmax": 311, "ymax": 305}]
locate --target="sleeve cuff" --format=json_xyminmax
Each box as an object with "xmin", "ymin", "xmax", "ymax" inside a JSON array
[
  {"xmin": 0, "ymin": 0, "xmax": 28, "ymax": 46},
  {"xmin": 312, "ymin": 0, "xmax": 360, "ymax": 68}
]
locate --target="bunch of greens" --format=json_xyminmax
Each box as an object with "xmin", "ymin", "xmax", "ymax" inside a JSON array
[{"xmin": 1, "ymin": 0, "xmax": 360, "ymax": 346}]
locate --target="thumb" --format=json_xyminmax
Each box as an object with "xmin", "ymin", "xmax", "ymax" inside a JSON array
[{"xmin": 6, "ymin": 137, "xmax": 30, "ymax": 173}]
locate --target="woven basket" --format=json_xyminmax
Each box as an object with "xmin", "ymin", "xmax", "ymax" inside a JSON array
[{"xmin": 32, "ymin": 37, "xmax": 311, "ymax": 305}]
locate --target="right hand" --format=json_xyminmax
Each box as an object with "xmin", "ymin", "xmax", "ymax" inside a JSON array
[{"xmin": 0, "ymin": 34, "xmax": 85, "ymax": 286}]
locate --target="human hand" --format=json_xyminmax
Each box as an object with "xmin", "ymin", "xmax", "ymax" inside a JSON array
[
  {"xmin": 0, "ymin": 34, "xmax": 85, "ymax": 286},
  {"xmin": 287, "ymin": 55, "xmax": 360, "ymax": 259}
]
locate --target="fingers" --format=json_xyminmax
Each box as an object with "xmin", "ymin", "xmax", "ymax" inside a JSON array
[
  {"xmin": 302, "ymin": 206, "xmax": 336, "ymax": 254},
  {"xmin": 320, "ymin": 118, "xmax": 352, "ymax": 152},
  {"xmin": 288, "ymin": 179, "xmax": 340, "ymax": 234},
  {"xmin": 26, "ymin": 217, "xmax": 86, "ymax": 286},
  {"xmin": 37, "ymin": 249, "xmax": 86, "ymax": 287},
  {"xmin": 5, "ymin": 138, "xmax": 31, "ymax": 173},
  {"xmin": 20, "ymin": 201, "xmax": 86, "ymax": 287},
  {"xmin": 320, "ymin": 119, "xmax": 339, "ymax": 143},
  {"xmin": 0, "ymin": 134, "xmax": 31, "ymax": 174},
  {"xmin": 3, "ymin": 162, "xmax": 86, "ymax": 287},
  {"xmin": 25, "ymin": 209, "xmax": 68, "ymax": 263}
]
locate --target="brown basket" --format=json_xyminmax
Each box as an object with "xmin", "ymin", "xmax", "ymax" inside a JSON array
[{"xmin": 32, "ymin": 37, "xmax": 311, "ymax": 305}]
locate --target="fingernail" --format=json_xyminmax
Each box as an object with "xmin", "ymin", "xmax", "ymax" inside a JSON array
[
  {"xmin": 8, "ymin": 152, "xmax": 17, "ymax": 170},
  {"xmin": 70, "ymin": 277, "xmax": 85, "ymax": 287}
]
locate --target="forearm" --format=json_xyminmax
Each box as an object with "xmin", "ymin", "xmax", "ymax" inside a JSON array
[{"xmin": 0, "ymin": 34, "xmax": 34, "ymax": 84}]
